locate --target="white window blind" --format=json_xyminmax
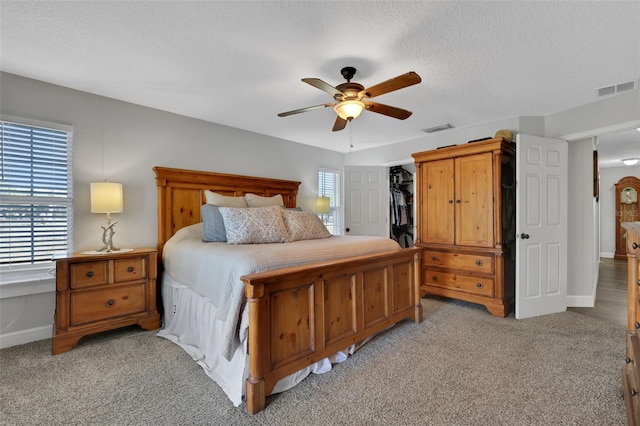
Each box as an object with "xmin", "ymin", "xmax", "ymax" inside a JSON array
[
  {"xmin": 318, "ymin": 168, "xmax": 341, "ymax": 235},
  {"xmin": 0, "ymin": 118, "xmax": 73, "ymax": 266}
]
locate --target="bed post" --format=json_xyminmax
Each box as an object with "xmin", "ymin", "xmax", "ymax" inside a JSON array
[
  {"xmin": 245, "ymin": 281, "xmax": 266, "ymax": 414},
  {"xmin": 413, "ymin": 250, "xmax": 424, "ymax": 323}
]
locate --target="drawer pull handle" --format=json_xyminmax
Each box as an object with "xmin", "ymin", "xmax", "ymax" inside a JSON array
[
  {"xmin": 127, "ymin": 266, "xmax": 134, "ymax": 272},
  {"xmin": 476, "ymin": 283, "xmax": 483, "ymax": 288},
  {"xmin": 86, "ymin": 271, "xmax": 94, "ymax": 277},
  {"xmin": 106, "ymin": 299, "xmax": 115, "ymax": 307},
  {"xmin": 431, "ymin": 256, "xmax": 437, "ymax": 261},
  {"xmin": 475, "ymin": 259, "xmax": 483, "ymax": 266}
]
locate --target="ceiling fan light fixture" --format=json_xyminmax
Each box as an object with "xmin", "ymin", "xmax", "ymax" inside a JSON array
[
  {"xmin": 334, "ymin": 100, "xmax": 365, "ymax": 120},
  {"xmin": 622, "ymin": 158, "xmax": 639, "ymax": 166}
]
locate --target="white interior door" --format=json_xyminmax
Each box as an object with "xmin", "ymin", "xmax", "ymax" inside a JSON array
[
  {"xmin": 343, "ymin": 166, "xmax": 388, "ymax": 236},
  {"xmin": 515, "ymin": 134, "xmax": 568, "ymax": 319}
]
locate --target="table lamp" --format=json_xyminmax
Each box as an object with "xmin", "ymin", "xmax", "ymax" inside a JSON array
[{"xmin": 90, "ymin": 181, "xmax": 123, "ymax": 252}]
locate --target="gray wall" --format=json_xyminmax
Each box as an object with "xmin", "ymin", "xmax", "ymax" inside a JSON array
[
  {"xmin": 1, "ymin": 72, "xmax": 639, "ymax": 348},
  {"xmin": 0, "ymin": 72, "xmax": 344, "ymax": 348}
]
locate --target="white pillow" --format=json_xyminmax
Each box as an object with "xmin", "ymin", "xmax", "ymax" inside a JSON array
[
  {"xmin": 282, "ymin": 209, "xmax": 331, "ymax": 242},
  {"xmin": 219, "ymin": 205, "xmax": 289, "ymax": 244},
  {"xmin": 204, "ymin": 190, "xmax": 248, "ymax": 207},
  {"xmin": 245, "ymin": 193, "xmax": 284, "ymax": 208}
]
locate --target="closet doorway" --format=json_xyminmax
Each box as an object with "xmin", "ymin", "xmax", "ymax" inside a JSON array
[{"xmin": 390, "ymin": 164, "xmax": 415, "ymax": 247}]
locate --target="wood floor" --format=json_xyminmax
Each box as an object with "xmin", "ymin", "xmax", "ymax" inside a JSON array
[{"xmin": 568, "ymin": 257, "xmax": 628, "ymax": 328}]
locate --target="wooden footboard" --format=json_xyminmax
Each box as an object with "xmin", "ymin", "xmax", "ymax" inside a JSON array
[
  {"xmin": 154, "ymin": 166, "xmax": 424, "ymax": 414},
  {"xmin": 241, "ymin": 247, "xmax": 423, "ymax": 414}
]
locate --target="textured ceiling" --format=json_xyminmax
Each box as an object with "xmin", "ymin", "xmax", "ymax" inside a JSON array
[{"xmin": 1, "ymin": 1, "xmax": 639, "ymax": 165}]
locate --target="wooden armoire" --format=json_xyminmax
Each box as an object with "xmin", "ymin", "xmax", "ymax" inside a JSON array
[{"xmin": 412, "ymin": 138, "xmax": 516, "ymax": 317}]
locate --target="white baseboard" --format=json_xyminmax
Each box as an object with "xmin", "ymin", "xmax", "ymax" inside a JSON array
[
  {"xmin": 0, "ymin": 324, "xmax": 52, "ymax": 349},
  {"xmin": 600, "ymin": 252, "xmax": 615, "ymax": 259},
  {"xmin": 566, "ymin": 294, "xmax": 595, "ymax": 308}
]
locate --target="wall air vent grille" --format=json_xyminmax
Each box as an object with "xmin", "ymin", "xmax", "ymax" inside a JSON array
[
  {"xmin": 422, "ymin": 123, "xmax": 454, "ymax": 133},
  {"xmin": 596, "ymin": 79, "xmax": 638, "ymax": 97}
]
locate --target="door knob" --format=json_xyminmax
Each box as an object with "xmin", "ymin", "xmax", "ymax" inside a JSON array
[
  {"xmin": 520, "ymin": 233, "xmax": 530, "ymax": 239},
  {"xmin": 345, "ymin": 227, "xmax": 350, "ymax": 233}
]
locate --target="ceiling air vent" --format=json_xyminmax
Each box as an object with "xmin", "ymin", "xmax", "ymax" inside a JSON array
[
  {"xmin": 596, "ymin": 79, "xmax": 638, "ymax": 97},
  {"xmin": 422, "ymin": 123, "xmax": 454, "ymax": 133}
]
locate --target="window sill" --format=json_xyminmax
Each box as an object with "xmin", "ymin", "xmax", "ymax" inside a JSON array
[{"xmin": 0, "ymin": 264, "xmax": 56, "ymax": 299}]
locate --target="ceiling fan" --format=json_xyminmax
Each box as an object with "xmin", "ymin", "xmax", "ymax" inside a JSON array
[{"xmin": 277, "ymin": 67, "xmax": 422, "ymax": 131}]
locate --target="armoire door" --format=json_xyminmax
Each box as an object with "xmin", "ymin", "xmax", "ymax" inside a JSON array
[
  {"xmin": 455, "ymin": 152, "xmax": 494, "ymax": 247},
  {"xmin": 420, "ymin": 159, "xmax": 454, "ymax": 244}
]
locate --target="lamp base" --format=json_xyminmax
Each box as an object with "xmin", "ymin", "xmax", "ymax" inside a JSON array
[{"xmin": 98, "ymin": 217, "xmax": 120, "ymax": 253}]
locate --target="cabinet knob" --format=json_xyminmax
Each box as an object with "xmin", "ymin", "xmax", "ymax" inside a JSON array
[
  {"xmin": 475, "ymin": 259, "xmax": 483, "ymax": 266},
  {"xmin": 431, "ymin": 256, "xmax": 437, "ymax": 261},
  {"xmin": 432, "ymin": 276, "xmax": 438, "ymax": 281},
  {"xmin": 633, "ymin": 242, "xmax": 639, "ymax": 250},
  {"xmin": 448, "ymin": 200, "xmax": 453, "ymax": 204},
  {"xmin": 632, "ymin": 388, "xmax": 638, "ymax": 397},
  {"xmin": 106, "ymin": 299, "xmax": 115, "ymax": 307},
  {"xmin": 127, "ymin": 266, "xmax": 134, "ymax": 272},
  {"xmin": 86, "ymin": 271, "xmax": 94, "ymax": 277},
  {"xmin": 476, "ymin": 283, "xmax": 483, "ymax": 288},
  {"xmin": 636, "ymin": 322, "xmax": 640, "ymax": 330},
  {"xmin": 455, "ymin": 200, "xmax": 461, "ymax": 204},
  {"xmin": 626, "ymin": 356, "xmax": 633, "ymax": 364}
]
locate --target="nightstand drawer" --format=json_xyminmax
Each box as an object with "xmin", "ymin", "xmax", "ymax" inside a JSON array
[
  {"xmin": 423, "ymin": 250, "xmax": 494, "ymax": 274},
  {"xmin": 70, "ymin": 283, "xmax": 146, "ymax": 325},
  {"xmin": 114, "ymin": 257, "xmax": 147, "ymax": 283},
  {"xmin": 424, "ymin": 269, "xmax": 494, "ymax": 297},
  {"xmin": 70, "ymin": 261, "xmax": 108, "ymax": 289}
]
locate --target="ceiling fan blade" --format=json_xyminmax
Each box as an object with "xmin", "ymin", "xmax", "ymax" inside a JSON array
[
  {"xmin": 364, "ymin": 101, "xmax": 412, "ymax": 120},
  {"xmin": 332, "ymin": 116, "xmax": 348, "ymax": 132},
  {"xmin": 302, "ymin": 78, "xmax": 344, "ymax": 97},
  {"xmin": 358, "ymin": 71, "xmax": 422, "ymax": 99},
  {"xmin": 277, "ymin": 103, "xmax": 333, "ymax": 117}
]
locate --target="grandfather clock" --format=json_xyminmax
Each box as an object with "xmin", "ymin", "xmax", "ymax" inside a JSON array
[{"xmin": 614, "ymin": 176, "xmax": 640, "ymax": 259}]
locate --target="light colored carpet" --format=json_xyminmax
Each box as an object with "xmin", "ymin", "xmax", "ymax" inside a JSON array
[{"xmin": 0, "ymin": 298, "xmax": 628, "ymax": 425}]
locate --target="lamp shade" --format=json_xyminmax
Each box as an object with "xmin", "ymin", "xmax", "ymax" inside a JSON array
[
  {"xmin": 90, "ymin": 182, "xmax": 123, "ymax": 213},
  {"xmin": 622, "ymin": 158, "xmax": 639, "ymax": 166},
  {"xmin": 333, "ymin": 100, "xmax": 365, "ymax": 120},
  {"xmin": 316, "ymin": 196, "xmax": 331, "ymax": 214}
]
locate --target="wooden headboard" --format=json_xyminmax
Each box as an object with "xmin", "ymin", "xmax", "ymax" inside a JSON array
[{"xmin": 154, "ymin": 166, "xmax": 300, "ymax": 253}]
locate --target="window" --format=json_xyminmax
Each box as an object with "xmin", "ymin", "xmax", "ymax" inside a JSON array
[
  {"xmin": 0, "ymin": 117, "xmax": 73, "ymax": 269},
  {"xmin": 318, "ymin": 168, "xmax": 341, "ymax": 235}
]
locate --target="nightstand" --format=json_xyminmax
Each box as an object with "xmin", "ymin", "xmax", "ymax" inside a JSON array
[{"xmin": 52, "ymin": 248, "xmax": 160, "ymax": 355}]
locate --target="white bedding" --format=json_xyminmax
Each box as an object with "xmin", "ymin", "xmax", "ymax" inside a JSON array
[
  {"xmin": 158, "ymin": 222, "xmax": 401, "ymax": 405},
  {"xmin": 161, "ymin": 222, "xmax": 401, "ymax": 360}
]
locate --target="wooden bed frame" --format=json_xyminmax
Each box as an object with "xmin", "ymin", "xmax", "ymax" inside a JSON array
[{"xmin": 154, "ymin": 166, "xmax": 423, "ymax": 414}]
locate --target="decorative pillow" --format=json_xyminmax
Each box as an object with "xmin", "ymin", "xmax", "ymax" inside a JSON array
[
  {"xmin": 204, "ymin": 190, "xmax": 248, "ymax": 207},
  {"xmin": 245, "ymin": 193, "xmax": 284, "ymax": 208},
  {"xmin": 201, "ymin": 204, "xmax": 227, "ymax": 242},
  {"xmin": 283, "ymin": 210, "xmax": 332, "ymax": 242},
  {"xmin": 219, "ymin": 205, "xmax": 289, "ymax": 244}
]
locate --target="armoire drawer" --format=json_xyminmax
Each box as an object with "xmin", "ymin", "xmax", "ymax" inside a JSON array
[
  {"xmin": 423, "ymin": 250, "xmax": 494, "ymax": 274},
  {"xmin": 424, "ymin": 269, "xmax": 494, "ymax": 297}
]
